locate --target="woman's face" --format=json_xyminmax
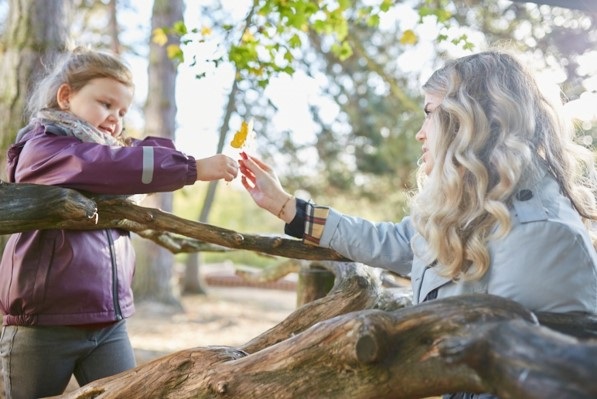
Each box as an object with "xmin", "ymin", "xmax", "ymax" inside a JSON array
[
  {"xmin": 415, "ymin": 93, "xmax": 443, "ymax": 175},
  {"xmin": 57, "ymin": 77, "xmax": 134, "ymax": 138}
]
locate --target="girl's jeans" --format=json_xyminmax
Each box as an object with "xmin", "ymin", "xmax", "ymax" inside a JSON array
[{"xmin": 0, "ymin": 320, "xmax": 136, "ymax": 399}]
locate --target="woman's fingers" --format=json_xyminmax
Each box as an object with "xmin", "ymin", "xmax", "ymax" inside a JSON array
[
  {"xmin": 241, "ymin": 175, "xmax": 253, "ymax": 191},
  {"xmin": 239, "ymin": 161, "xmax": 255, "ymax": 180},
  {"xmin": 247, "ymin": 155, "xmax": 272, "ymax": 173}
]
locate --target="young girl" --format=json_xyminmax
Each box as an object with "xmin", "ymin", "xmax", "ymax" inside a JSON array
[
  {"xmin": 239, "ymin": 50, "xmax": 597, "ymax": 398},
  {"xmin": 0, "ymin": 46, "xmax": 238, "ymax": 398}
]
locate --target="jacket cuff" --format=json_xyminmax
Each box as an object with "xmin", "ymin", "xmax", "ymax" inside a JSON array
[
  {"xmin": 284, "ymin": 198, "xmax": 307, "ymax": 238},
  {"xmin": 186, "ymin": 155, "xmax": 197, "ymax": 184},
  {"xmin": 304, "ymin": 201, "xmax": 330, "ymax": 246},
  {"xmin": 283, "ymin": 198, "xmax": 331, "ymax": 246}
]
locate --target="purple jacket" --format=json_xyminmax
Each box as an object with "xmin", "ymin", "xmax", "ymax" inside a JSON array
[{"xmin": 0, "ymin": 123, "xmax": 197, "ymax": 326}]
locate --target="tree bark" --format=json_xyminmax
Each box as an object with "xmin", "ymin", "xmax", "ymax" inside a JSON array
[
  {"xmin": 295, "ymin": 262, "xmax": 336, "ymax": 307},
  {"xmin": 0, "ymin": 0, "xmax": 71, "ymax": 257},
  {"xmin": 0, "ymin": 0, "xmax": 70, "ymax": 181},
  {"xmin": 58, "ymin": 294, "xmax": 597, "ymax": 399},
  {"xmin": 0, "ymin": 182, "xmax": 348, "ymax": 262},
  {"xmin": 0, "ymin": 181, "xmax": 98, "ymax": 231}
]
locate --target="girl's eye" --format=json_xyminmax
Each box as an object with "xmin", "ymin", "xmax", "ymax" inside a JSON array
[{"xmin": 100, "ymin": 101, "xmax": 111, "ymax": 109}]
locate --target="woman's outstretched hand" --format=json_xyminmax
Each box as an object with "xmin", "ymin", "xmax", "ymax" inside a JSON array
[{"xmin": 239, "ymin": 152, "xmax": 296, "ymax": 222}]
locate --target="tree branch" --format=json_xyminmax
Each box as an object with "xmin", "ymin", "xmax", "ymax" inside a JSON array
[{"xmin": 0, "ymin": 182, "xmax": 349, "ymax": 261}]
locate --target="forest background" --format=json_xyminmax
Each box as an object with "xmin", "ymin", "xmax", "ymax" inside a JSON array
[{"xmin": 0, "ymin": 0, "xmax": 596, "ymax": 311}]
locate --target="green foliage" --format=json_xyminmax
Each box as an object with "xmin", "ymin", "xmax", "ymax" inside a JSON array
[{"xmin": 161, "ymin": 0, "xmax": 474, "ymax": 87}]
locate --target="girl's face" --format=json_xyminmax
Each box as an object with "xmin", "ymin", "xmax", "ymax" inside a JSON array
[
  {"xmin": 57, "ymin": 77, "xmax": 134, "ymax": 137},
  {"xmin": 415, "ymin": 93, "xmax": 443, "ymax": 175}
]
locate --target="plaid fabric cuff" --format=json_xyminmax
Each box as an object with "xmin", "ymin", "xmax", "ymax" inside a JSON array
[{"xmin": 304, "ymin": 202, "xmax": 330, "ymax": 246}]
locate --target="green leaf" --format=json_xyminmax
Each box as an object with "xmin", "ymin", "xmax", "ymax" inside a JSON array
[
  {"xmin": 367, "ymin": 14, "xmax": 380, "ymax": 27},
  {"xmin": 289, "ymin": 33, "xmax": 302, "ymax": 48},
  {"xmin": 172, "ymin": 21, "xmax": 188, "ymax": 36},
  {"xmin": 338, "ymin": 0, "xmax": 351, "ymax": 10},
  {"xmin": 380, "ymin": 0, "xmax": 392, "ymax": 12},
  {"xmin": 331, "ymin": 41, "xmax": 353, "ymax": 60}
]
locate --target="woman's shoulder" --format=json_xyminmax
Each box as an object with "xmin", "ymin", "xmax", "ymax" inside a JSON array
[
  {"xmin": 496, "ymin": 172, "xmax": 595, "ymax": 266},
  {"xmin": 510, "ymin": 172, "xmax": 582, "ymax": 228},
  {"xmin": 490, "ymin": 178, "xmax": 597, "ymax": 312}
]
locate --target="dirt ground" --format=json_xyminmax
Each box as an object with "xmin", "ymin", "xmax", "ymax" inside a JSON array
[{"xmin": 0, "ymin": 285, "xmax": 297, "ymax": 396}]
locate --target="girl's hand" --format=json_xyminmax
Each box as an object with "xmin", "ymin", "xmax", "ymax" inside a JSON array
[
  {"xmin": 196, "ymin": 154, "xmax": 238, "ymax": 182},
  {"xmin": 239, "ymin": 153, "xmax": 296, "ymax": 221}
]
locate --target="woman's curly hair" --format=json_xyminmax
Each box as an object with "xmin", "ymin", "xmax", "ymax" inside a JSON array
[{"xmin": 410, "ymin": 49, "xmax": 597, "ymax": 281}]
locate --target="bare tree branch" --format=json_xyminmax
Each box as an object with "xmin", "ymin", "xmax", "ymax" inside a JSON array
[{"xmin": 0, "ymin": 182, "xmax": 349, "ymax": 261}]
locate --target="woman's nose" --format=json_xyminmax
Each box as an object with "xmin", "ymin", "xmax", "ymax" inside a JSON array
[{"xmin": 415, "ymin": 127, "xmax": 425, "ymax": 142}]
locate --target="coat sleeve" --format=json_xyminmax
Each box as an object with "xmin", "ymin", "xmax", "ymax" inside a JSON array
[
  {"xmin": 319, "ymin": 208, "xmax": 416, "ymax": 276},
  {"xmin": 13, "ymin": 133, "xmax": 197, "ymax": 195}
]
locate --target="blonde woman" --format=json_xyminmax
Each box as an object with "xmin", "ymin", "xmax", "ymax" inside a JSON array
[
  {"xmin": 241, "ymin": 50, "xmax": 597, "ymax": 315},
  {"xmin": 240, "ymin": 50, "xmax": 597, "ymax": 398}
]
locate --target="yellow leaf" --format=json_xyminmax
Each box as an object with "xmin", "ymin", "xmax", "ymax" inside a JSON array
[
  {"xmin": 166, "ymin": 44, "xmax": 182, "ymax": 60},
  {"xmin": 230, "ymin": 119, "xmax": 254, "ymax": 149},
  {"xmin": 152, "ymin": 28, "xmax": 168, "ymax": 46},
  {"xmin": 400, "ymin": 29, "xmax": 418, "ymax": 45},
  {"xmin": 242, "ymin": 30, "xmax": 255, "ymax": 43}
]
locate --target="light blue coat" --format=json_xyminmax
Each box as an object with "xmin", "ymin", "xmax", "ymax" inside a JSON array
[{"xmin": 318, "ymin": 172, "xmax": 597, "ymax": 313}]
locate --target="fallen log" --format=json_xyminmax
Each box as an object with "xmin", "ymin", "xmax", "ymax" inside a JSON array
[{"xmin": 59, "ymin": 294, "xmax": 597, "ymax": 399}]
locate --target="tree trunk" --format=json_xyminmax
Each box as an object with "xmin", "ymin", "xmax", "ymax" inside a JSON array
[
  {"xmin": 0, "ymin": 0, "xmax": 70, "ymax": 181},
  {"xmin": 295, "ymin": 262, "xmax": 336, "ymax": 307},
  {"xmin": 107, "ymin": 0, "xmax": 121, "ymax": 54},
  {"xmin": 0, "ymin": 0, "xmax": 70, "ymax": 256},
  {"xmin": 183, "ymin": 78, "xmax": 240, "ymax": 294},
  {"xmin": 134, "ymin": 0, "xmax": 184, "ymax": 306},
  {"xmin": 182, "ymin": 0, "xmax": 258, "ymax": 294}
]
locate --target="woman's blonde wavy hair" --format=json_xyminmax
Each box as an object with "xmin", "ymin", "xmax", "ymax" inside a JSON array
[{"xmin": 410, "ymin": 49, "xmax": 597, "ymax": 281}]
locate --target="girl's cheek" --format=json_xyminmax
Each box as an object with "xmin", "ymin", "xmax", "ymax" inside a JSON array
[{"xmin": 115, "ymin": 123, "xmax": 124, "ymax": 137}]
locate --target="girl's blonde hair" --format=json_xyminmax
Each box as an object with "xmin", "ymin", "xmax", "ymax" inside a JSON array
[
  {"xmin": 26, "ymin": 46, "xmax": 134, "ymax": 117},
  {"xmin": 411, "ymin": 49, "xmax": 597, "ymax": 281}
]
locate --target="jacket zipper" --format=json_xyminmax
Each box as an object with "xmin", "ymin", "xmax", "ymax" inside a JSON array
[
  {"xmin": 105, "ymin": 230, "xmax": 123, "ymax": 320},
  {"xmin": 418, "ymin": 260, "xmax": 438, "ymax": 303}
]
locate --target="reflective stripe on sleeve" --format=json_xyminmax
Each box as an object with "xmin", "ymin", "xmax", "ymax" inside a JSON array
[{"xmin": 141, "ymin": 147, "xmax": 154, "ymax": 184}]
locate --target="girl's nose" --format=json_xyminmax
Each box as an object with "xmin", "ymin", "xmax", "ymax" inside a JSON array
[{"xmin": 107, "ymin": 112, "xmax": 118, "ymax": 123}]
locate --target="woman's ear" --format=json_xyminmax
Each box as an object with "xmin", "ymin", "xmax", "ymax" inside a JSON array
[{"xmin": 56, "ymin": 83, "xmax": 72, "ymax": 110}]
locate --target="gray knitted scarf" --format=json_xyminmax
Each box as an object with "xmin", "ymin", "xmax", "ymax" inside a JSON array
[{"xmin": 17, "ymin": 108, "xmax": 124, "ymax": 146}]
